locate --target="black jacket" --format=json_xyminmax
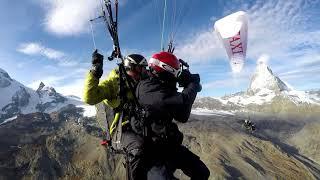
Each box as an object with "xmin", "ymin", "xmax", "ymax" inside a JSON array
[{"xmin": 135, "ymin": 76, "xmax": 199, "ymax": 144}]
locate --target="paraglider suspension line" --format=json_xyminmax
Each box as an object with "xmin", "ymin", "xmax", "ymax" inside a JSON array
[
  {"xmin": 160, "ymin": 0, "xmax": 167, "ymax": 51},
  {"xmin": 89, "ymin": 20, "xmax": 97, "ymax": 50}
]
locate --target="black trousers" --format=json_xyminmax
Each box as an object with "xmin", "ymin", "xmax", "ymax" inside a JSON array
[
  {"xmin": 121, "ymin": 131, "xmax": 210, "ymax": 180},
  {"xmin": 121, "ymin": 131, "xmax": 147, "ymax": 180},
  {"xmin": 146, "ymin": 142, "xmax": 210, "ymax": 180},
  {"xmin": 167, "ymin": 145, "xmax": 210, "ymax": 180}
]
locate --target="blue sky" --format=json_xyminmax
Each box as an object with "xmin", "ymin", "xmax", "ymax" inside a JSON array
[{"xmin": 0, "ymin": 0, "xmax": 319, "ymax": 98}]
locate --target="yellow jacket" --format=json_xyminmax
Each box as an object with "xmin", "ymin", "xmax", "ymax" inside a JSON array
[
  {"xmin": 83, "ymin": 68, "xmax": 135, "ymax": 133},
  {"xmin": 83, "ymin": 68, "xmax": 121, "ymax": 108}
]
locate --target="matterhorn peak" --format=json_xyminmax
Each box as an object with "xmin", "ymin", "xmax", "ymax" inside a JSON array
[{"xmin": 248, "ymin": 55, "xmax": 289, "ymax": 94}]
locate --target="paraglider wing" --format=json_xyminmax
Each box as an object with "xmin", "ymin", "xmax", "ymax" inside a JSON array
[{"xmin": 214, "ymin": 11, "xmax": 248, "ymax": 73}]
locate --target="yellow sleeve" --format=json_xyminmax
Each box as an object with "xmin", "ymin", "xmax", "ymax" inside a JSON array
[{"xmin": 83, "ymin": 69, "xmax": 119, "ymax": 105}]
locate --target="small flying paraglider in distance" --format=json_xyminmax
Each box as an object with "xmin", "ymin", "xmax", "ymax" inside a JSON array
[{"xmin": 214, "ymin": 11, "xmax": 248, "ymax": 73}]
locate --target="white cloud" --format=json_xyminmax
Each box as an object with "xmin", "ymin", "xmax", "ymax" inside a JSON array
[
  {"xmin": 28, "ymin": 76, "xmax": 66, "ymax": 90},
  {"xmin": 280, "ymin": 65, "xmax": 320, "ymax": 79},
  {"xmin": 176, "ymin": 0, "xmax": 320, "ymax": 64},
  {"xmin": 175, "ymin": 30, "xmax": 225, "ymax": 64},
  {"xmin": 27, "ymin": 65, "xmax": 88, "ymax": 89},
  {"xmin": 243, "ymin": 1, "xmax": 320, "ymax": 61},
  {"xmin": 58, "ymin": 60, "xmax": 79, "ymax": 67},
  {"xmin": 28, "ymin": 77, "xmax": 85, "ymax": 98},
  {"xmin": 202, "ymin": 77, "xmax": 248, "ymax": 90},
  {"xmin": 41, "ymin": 0, "xmax": 101, "ymax": 36},
  {"xmin": 55, "ymin": 78, "xmax": 85, "ymax": 98},
  {"xmin": 42, "ymin": 48, "xmax": 65, "ymax": 59},
  {"xmin": 17, "ymin": 42, "xmax": 83, "ymax": 68},
  {"xmin": 17, "ymin": 43, "xmax": 42, "ymax": 55},
  {"xmin": 175, "ymin": 0, "xmax": 320, "ymax": 92},
  {"xmin": 17, "ymin": 42, "xmax": 65, "ymax": 59},
  {"xmin": 257, "ymin": 54, "xmax": 269, "ymax": 65}
]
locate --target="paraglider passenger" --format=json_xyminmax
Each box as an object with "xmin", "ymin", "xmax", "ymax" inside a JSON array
[
  {"xmin": 135, "ymin": 51, "xmax": 210, "ymax": 180},
  {"xmin": 83, "ymin": 50, "xmax": 149, "ymax": 180}
]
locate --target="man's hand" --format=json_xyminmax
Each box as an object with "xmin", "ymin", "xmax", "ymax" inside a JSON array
[
  {"xmin": 92, "ymin": 50, "xmax": 104, "ymax": 64},
  {"xmin": 178, "ymin": 70, "xmax": 201, "ymax": 86},
  {"xmin": 90, "ymin": 50, "xmax": 104, "ymax": 78},
  {"xmin": 191, "ymin": 74, "xmax": 202, "ymax": 92},
  {"xmin": 191, "ymin": 74, "xmax": 200, "ymax": 84},
  {"xmin": 178, "ymin": 69, "xmax": 192, "ymax": 87}
]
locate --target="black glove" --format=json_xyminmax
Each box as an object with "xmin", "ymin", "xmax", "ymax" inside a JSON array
[
  {"xmin": 190, "ymin": 74, "xmax": 202, "ymax": 92},
  {"xmin": 90, "ymin": 50, "xmax": 104, "ymax": 78},
  {"xmin": 178, "ymin": 70, "xmax": 201, "ymax": 87},
  {"xmin": 92, "ymin": 49, "xmax": 104, "ymax": 64},
  {"xmin": 177, "ymin": 69, "xmax": 192, "ymax": 87},
  {"xmin": 191, "ymin": 74, "xmax": 200, "ymax": 84}
]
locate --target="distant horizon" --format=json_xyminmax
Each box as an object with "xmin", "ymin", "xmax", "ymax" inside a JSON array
[
  {"xmin": 2, "ymin": 64, "xmax": 318, "ymax": 99},
  {"xmin": 0, "ymin": 0, "xmax": 319, "ymax": 98}
]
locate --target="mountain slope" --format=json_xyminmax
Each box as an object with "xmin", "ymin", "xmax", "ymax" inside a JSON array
[
  {"xmin": 248, "ymin": 60, "xmax": 289, "ymax": 94},
  {"xmin": 0, "ymin": 109, "xmax": 116, "ymax": 180},
  {"xmin": 1, "ymin": 109, "xmax": 319, "ymax": 179},
  {"xmin": 0, "ymin": 68, "xmax": 91, "ymax": 122},
  {"xmin": 194, "ymin": 60, "xmax": 320, "ymax": 114},
  {"xmin": 1, "ymin": 64, "xmax": 320, "ymax": 179},
  {"xmin": 179, "ymin": 114, "xmax": 318, "ymax": 179}
]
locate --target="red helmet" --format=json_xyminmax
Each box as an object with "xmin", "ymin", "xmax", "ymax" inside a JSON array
[{"xmin": 148, "ymin": 52, "xmax": 181, "ymax": 78}]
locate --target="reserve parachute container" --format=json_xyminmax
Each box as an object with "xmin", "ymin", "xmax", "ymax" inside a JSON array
[{"xmin": 214, "ymin": 11, "xmax": 248, "ymax": 73}]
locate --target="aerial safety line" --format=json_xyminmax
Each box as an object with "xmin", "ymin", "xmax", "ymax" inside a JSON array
[
  {"xmin": 152, "ymin": 0, "xmax": 195, "ymax": 53},
  {"xmin": 152, "ymin": 0, "xmax": 164, "ymax": 51},
  {"xmin": 160, "ymin": 0, "xmax": 167, "ymax": 51},
  {"xmin": 171, "ymin": 0, "xmax": 194, "ymax": 44},
  {"xmin": 169, "ymin": 0, "xmax": 177, "ymax": 43},
  {"xmin": 89, "ymin": 21, "xmax": 97, "ymax": 50}
]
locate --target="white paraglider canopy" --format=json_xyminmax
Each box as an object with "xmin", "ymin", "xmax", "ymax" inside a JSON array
[{"xmin": 214, "ymin": 11, "xmax": 248, "ymax": 73}]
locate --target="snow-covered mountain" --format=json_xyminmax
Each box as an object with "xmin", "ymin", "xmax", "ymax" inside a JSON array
[
  {"xmin": 194, "ymin": 60, "xmax": 320, "ymax": 112},
  {"xmin": 248, "ymin": 59, "xmax": 290, "ymax": 94},
  {"xmin": 0, "ymin": 68, "xmax": 93, "ymax": 122}
]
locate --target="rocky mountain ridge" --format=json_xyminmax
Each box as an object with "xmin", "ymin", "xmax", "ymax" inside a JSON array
[
  {"xmin": 248, "ymin": 60, "xmax": 290, "ymax": 94},
  {"xmin": 1, "ymin": 106, "xmax": 320, "ymax": 179},
  {"xmin": 1, "ymin": 65, "xmax": 320, "ymax": 179},
  {"xmin": 0, "ymin": 68, "xmax": 86, "ymax": 123},
  {"xmin": 194, "ymin": 61, "xmax": 320, "ymax": 114}
]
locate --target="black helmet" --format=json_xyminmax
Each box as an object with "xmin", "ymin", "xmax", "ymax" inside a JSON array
[{"xmin": 124, "ymin": 54, "xmax": 148, "ymax": 70}]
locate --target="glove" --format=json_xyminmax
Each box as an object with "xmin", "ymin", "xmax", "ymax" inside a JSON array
[
  {"xmin": 177, "ymin": 69, "xmax": 192, "ymax": 87},
  {"xmin": 195, "ymin": 83, "xmax": 202, "ymax": 92},
  {"xmin": 178, "ymin": 70, "xmax": 201, "ymax": 87},
  {"xmin": 90, "ymin": 50, "xmax": 104, "ymax": 78},
  {"xmin": 191, "ymin": 74, "xmax": 200, "ymax": 84},
  {"xmin": 191, "ymin": 74, "xmax": 202, "ymax": 92},
  {"xmin": 92, "ymin": 49, "xmax": 104, "ymax": 64}
]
